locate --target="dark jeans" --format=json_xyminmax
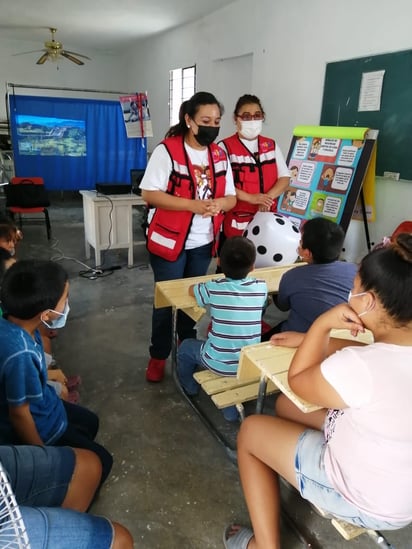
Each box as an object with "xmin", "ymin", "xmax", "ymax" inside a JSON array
[
  {"xmin": 55, "ymin": 401, "xmax": 113, "ymax": 485},
  {"xmin": 149, "ymin": 243, "xmax": 213, "ymax": 360}
]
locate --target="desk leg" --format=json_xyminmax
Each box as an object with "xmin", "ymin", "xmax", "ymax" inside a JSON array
[
  {"xmin": 171, "ymin": 308, "xmax": 178, "ymax": 373},
  {"xmin": 95, "ymin": 248, "xmax": 102, "ymax": 268},
  {"xmin": 84, "ymin": 238, "xmax": 91, "ymax": 260},
  {"xmin": 255, "ymin": 375, "xmax": 268, "ymax": 414}
]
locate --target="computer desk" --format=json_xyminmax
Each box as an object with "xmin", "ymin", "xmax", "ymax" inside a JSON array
[{"xmin": 79, "ymin": 190, "xmax": 145, "ymax": 267}]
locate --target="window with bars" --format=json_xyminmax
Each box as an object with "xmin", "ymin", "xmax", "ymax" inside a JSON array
[{"xmin": 169, "ymin": 65, "xmax": 196, "ymax": 126}]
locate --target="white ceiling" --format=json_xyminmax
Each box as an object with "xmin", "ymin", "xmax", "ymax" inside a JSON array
[{"xmin": 0, "ymin": 0, "xmax": 236, "ymax": 55}]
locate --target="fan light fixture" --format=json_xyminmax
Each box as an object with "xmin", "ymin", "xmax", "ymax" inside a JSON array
[{"xmin": 13, "ymin": 27, "xmax": 90, "ymax": 66}]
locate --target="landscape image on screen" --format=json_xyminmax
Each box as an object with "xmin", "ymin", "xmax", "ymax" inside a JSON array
[{"xmin": 16, "ymin": 115, "xmax": 86, "ymax": 157}]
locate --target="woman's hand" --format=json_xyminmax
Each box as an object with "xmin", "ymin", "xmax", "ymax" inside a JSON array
[
  {"xmin": 251, "ymin": 193, "xmax": 274, "ymax": 210},
  {"xmin": 192, "ymin": 198, "xmax": 226, "ymax": 217}
]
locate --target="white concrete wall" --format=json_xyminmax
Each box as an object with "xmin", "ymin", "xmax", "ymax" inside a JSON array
[
  {"xmin": 120, "ymin": 0, "xmax": 412, "ymax": 255},
  {"xmin": 0, "ymin": 36, "xmax": 127, "ymax": 118}
]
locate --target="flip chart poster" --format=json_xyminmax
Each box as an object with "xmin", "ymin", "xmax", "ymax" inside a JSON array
[{"xmin": 278, "ymin": 136, "xmax": 364, "ymax": 227}]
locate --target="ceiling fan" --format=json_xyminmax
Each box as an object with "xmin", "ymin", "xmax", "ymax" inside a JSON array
[{"xmin": 14, "ymin": 27, "xmax": 90, "ymax": 66}]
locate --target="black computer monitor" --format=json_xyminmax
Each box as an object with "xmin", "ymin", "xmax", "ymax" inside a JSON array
[{"xmin": 130, "ymin": 169, "xmax": 145, "ymax": 195}]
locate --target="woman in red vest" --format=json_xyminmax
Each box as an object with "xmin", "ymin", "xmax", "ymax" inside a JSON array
[
  {"xmin": 220, "ymin": 94, "xmax": 291, "ymax": 240},
  {"xmin": 140, "ymin": 92, "xmax": 236, "ymax": 382}
]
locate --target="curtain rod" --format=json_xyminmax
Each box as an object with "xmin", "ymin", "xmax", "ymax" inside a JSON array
[{"xmin": 7, "ymin": 83, "xmax": 134, "ymax": 95}]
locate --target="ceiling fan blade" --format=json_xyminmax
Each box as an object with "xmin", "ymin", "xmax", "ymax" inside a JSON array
[
  {"xmin": 12, "ymin": 49, "xmax": 46, "ymax": 57},
  {"xmin": 60, "ymin": 52, "xmax": 84, "ymax": 65},
  {"xmin": 36, "ymin": 52, "xmax": 50, "ymax": 65},
  {"xmin": 63, "ymin": 50, "xmax": 91, "ymax": 60}
]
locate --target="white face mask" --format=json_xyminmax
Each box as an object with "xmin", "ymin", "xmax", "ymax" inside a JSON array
[
  {"xmin": 348, "ymin": 291, "xmax": 370, "ymax": 317},
  {"xmin": 41, "ymin": 301, "xmax": 70, "ymax": 329},
  {"xmin": 240, "ymin": 120, "xmax": 262, "ymax": 140}
]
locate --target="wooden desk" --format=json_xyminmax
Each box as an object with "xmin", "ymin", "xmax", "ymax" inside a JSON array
[
  {"xmin": 238, "ymin": 329, "xmax": 374, "ymax": 413},
  {"xmin": 155, "ymin": 262, "xmax": 305, "ymax": 322},
  {"xmin": 79, "ymin": 190, "xmax": 145, "ymax": 267}
]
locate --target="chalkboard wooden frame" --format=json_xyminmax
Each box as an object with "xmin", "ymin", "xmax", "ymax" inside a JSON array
[{"xmin": 320, "ymin": 49, "xmax": 412, "ymax": 180}]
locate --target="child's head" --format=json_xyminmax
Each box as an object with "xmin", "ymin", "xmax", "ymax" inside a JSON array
[
  {"xmin": 358, "ymin": 233, "xmax": 412, "ymax": 326},
  {"xmin": 300, "ymin": 217, "xmax": 345, "ymax": 264},
  {"xmin": 0, "ymin": 221, "xmax": 18, "ymax": 256},
  {"xmin": 219, "ymin": 236, "xmax": 256, "ymax": 279},
  {"xmin": 1, "ymin": 260, "xmax": 68, "ymax": 321}
]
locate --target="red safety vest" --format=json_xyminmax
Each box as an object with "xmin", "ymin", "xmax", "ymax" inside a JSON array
[
  {"xmin": 146, "ymin": 136, "xmax": 228, "ymax": 261},
  {"xmin": 221, "ymin": 134, "xmax": 279, "ymax": 237}
]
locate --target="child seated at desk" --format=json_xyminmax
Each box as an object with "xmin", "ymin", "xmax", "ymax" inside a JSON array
[
  {"xmin": 223, "ymin": 233, "xmax": 412, "ymax": 548},
  {"xmin": 262, "ymin": 217, "xmax": 357, "ymax": 340},
  {"xmin": 177, "ymin": 236, "xmax": 267, "ymax": 421}
]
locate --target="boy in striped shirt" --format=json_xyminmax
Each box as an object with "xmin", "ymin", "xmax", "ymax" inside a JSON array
[{"xmin": 177, "ymin": 236, "xmax": 267, "ymax": 421}]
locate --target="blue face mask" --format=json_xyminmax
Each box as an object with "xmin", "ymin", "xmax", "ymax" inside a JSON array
[{"xmin": 42, "ymin": 301, "xmax": 70, "ymax": 329}]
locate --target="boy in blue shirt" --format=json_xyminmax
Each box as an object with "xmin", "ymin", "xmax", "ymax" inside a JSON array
[
  {"xmin": 0, "ymin": 259, "xmax": 112, "ymax": 484},
  {"xmin": 177, "ymin": 236, "xmax": 267, "ymax": 421},
  {"xmin": 262, "ymin": 217, "xmax": 357, "ymax": 339}
]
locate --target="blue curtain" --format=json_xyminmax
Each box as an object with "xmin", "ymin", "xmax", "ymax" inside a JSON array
[{"xmin": 8, "ymin": 94, "xmax": 147, "ymax": 191}]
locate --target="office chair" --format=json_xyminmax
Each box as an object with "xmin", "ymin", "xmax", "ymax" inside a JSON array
[{"xmin": 4, "ymin": 177, "xmax": 51, "ymax": 240}]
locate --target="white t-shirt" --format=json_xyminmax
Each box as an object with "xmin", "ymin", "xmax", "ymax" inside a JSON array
[
  {"xmin": 140, "ymin": 142, "xmax": 235, "ymax": 249},
  {"xmin": 321, "ymin": 343, "xmax": 412, "ymax": 524},
  {"xmin": 219, "ymin": 137, "xmax": 290, "ymax": 178}
]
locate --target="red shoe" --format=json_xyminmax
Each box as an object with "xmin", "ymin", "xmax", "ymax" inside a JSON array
[{"xmin": 146, "ymin": 358, "xmax": 166, "ymax": 382}]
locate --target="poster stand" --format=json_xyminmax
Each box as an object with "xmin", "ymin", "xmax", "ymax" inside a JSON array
[{"xmin": 278, "ymin": 126, "xmax": 378, "ymax": 251}]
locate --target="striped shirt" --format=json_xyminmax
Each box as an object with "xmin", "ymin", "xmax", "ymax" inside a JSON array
[{"xmin": 194, "ymin": 277, "xmax": 267, "ymax": 375}]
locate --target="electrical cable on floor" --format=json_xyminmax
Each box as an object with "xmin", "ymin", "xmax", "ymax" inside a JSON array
[
  {"xmin": 49, "ymin": 236, "xmax": 150, "ymax": 279},
  {"xmin": 49, "ymin": 237, "xmax": 117, "ymax": 280}
]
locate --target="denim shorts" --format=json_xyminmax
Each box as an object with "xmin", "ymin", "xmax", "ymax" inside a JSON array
[
  {"xmin": 19, "ymin": 507, "xmax": 114, "ymax": 549},
  {"xmin": 294, "ymin": 429, "xmax": 404, "ymax": 530},
  {"xmin": 0, "ymin": 445, "xmax": 75, "ymax": 507}
]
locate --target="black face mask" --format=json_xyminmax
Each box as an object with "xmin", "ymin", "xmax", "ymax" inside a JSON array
[{"xmin": 193, "ymin": 125, "xmax": 220, "ymax": 147}]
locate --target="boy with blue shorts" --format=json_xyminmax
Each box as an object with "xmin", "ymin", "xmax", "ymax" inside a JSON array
[
  {"xmin": 0, "ymin": 446, "xmax": 133, "ymax": 548},
  {"xmin": 177, "ymin": 236, "xmax": 267, "ymax": 421}
]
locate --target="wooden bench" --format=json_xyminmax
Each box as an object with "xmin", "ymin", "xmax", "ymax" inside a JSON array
[
  {"xmin": 193, "ymin": 369, "xmax": 279, "ymax": 420},
  {"xmin": 237, "ymin": 331, "xmax": 394, "ymax": 546}
]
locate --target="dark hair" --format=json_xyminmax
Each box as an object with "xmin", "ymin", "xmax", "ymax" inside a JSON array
[
  {"xmin": 165, "ymin": 91, "xmax": 224, "ymax": 138},
  {"xmin": 233, "ymin": 94, "xmax": 265, "ymax": 118},
  {"xmin": 359, "ymin": 233, "xmax": 412, "ymax": 324},
  {"xmin": 1, "ymin": 260, "xmax": 68, "ymax": 320},
  {"xmin": 301, "ymin": 217, "xmax": 345, "ymax": 263},
  {"xmin": 219, "ymin": 236, "xmax": 256, "ymax": 279},
  {"xmin": 0, "ymin": 222, "xmax": 17, "ymax": 244}
]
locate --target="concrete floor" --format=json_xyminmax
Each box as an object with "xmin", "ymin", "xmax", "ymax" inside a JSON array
[{"xmin": 11, "ymin": 193, "xmax": 412, "ymax": 548}]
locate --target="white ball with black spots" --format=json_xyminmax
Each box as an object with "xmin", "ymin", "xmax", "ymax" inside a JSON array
[{"xmin": 244, "ymin": 212, "xmax": 300, "ymax": 268}]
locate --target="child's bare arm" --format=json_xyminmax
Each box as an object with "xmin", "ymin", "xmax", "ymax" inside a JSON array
[
  {"xmin": 188, "ymin": 284, "xmax": 196, "ymax": 297},
  {"xmin": 9, "ymin": 403, "xmax": 44, "ymax": 445}
]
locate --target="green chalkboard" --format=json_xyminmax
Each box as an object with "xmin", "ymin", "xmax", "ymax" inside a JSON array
[{"xmin": 320, "ymin": 49, "xmax": 412, "ymax": 180}]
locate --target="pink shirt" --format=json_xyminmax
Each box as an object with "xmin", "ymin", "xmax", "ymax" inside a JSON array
[{"xmin": 321, "ymin": 343, "xmax": 412, "ymax": 524}]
